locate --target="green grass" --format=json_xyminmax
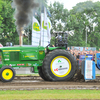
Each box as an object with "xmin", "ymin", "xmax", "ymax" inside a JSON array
[
  {"xmin": 96, "ymin": 74, "xmax": 100, "ymax": 76},
  {"xmin": 0, "ymin": 90, "xmax": 100, "ymax": 100}
]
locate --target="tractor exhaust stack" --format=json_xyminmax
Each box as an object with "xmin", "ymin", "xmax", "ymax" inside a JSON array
[{"xmin": 19, "ymin": 28, "xmax": 23, "ymax": 46}]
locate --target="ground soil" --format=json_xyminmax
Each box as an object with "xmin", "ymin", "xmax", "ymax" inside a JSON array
[{"xmin": 0, "ymin": 76, "xmax": 100, "ymax": 90}]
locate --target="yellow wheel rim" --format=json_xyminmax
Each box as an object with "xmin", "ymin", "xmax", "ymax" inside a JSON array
[
  {"xmin": 50, "ymin": 56, "xmax": 71, "ymax": 77},
  {"xmin": 2, "ymin": 69, "xmax": 13, "ymax": 80}
]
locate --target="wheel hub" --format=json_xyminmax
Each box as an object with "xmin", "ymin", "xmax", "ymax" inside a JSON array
[
  {"xmin": 6, "ymin": 72, "xmax": 9, "ymax": 76},
  {"xmin": 51, "ymin": 56, "xmax": 71, "ymax": 77}
]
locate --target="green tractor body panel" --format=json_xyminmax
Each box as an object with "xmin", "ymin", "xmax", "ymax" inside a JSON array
[
  {"xmin": 0, "ymin": 46, "xmax": 46, "ymax": 73},
  {"xmin": 0, "ymin": 46, "xmax": 63, "ymax": 73}
]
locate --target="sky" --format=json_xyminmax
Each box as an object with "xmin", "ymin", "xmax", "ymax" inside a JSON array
[{"xmin": 48, "ymin": 0, "xmax": 100, "ymax": 10}]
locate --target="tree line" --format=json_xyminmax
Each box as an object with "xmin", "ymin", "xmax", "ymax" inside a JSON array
[
  {"xmin": 49, "ymin": 1, "xmax": 100, "ymax": 50},
  {"xmin": 0, "ymin": 0, "xmax": 100, "ymax": 49}
]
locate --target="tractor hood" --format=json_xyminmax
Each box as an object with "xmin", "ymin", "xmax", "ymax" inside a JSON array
[{"xmin": 0, "ymin": 45, "xmax": 45, "ymax": 52}]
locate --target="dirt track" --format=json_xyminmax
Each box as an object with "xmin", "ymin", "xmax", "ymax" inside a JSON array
[{"xmin": 0, "ymin": 76, "xmax": 100, "ymax": 90}]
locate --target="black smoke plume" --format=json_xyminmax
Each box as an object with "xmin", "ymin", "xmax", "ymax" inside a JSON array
[{"xmin": 13, "ymin": 0, "xmax": 39, "ymax": 34}]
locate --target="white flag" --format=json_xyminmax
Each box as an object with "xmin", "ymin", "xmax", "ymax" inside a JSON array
[
  {"xmin": 40, "ymin": 7, "xmax": 52, "ymax": 47},
  {"xmin": 32, "ymin": 16, "xmax": 40, "ymax": 46}
]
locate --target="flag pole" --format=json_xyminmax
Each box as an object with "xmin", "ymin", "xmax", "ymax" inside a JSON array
[{"xmin": 39, "ymin": 4, "xmax": 42, "ymax": 46}]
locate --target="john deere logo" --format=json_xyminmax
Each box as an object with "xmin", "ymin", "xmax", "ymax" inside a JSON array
[
  {"xmin": 33, "ymin": 22, "xmax": 40, "ymax": 31},
  {"xmin": 58, "ymin": 60, "xmax": 61, "ymax": 63},
  {"xmin": 42, "ymin": 21, "xmax": 51, "ymax": 30}
]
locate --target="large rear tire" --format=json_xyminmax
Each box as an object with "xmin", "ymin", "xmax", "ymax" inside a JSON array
[
  {"xmin": 0, "ymin": 66, "xmax": 15, "ymax": 82},
  {"xmin": 42, "ymin": 49, "xmax": 77, "ymax": 81},
  {"xmin": 38, "ymin": 67, "xmax": 48, "ymax": 81}
]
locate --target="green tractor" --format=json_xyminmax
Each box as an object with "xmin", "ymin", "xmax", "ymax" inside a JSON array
[{"xmin": 0, "ymin": 32, "xmax": 77, "ymax": 82}]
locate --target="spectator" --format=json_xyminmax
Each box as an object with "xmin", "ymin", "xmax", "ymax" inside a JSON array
[
  {"xmin": 98, "ymin": 48, "xmax": 100, "ymax": 53},
  {"xmin": 86, "ymin": 47, "xmax": 89, "ymax": 51},
  {"xmin": 70, "ymin": 49, "xmax": 73, "ymax": 55},
  {"xmin": 76, "ymin": 52, "xmax": 81, "ymax": 66},
  {"xmin": 76, "ymin": 52, "xmax": 80, "ymax": 60},
  {"xmin": 84, "ymin": 52, "xmax": 87, "ymax": 56},
  {"xmin": 72, "ymin": 46, "xmax": 74, "ymax": 50},
  {"xmin": 67, "ymin": 47, "xmax": 70, "ymax": 51},
  {"xmin": 83, "ymin": 47, "xmax": 85, "ymax": 51},
  {"xmin": 79, "ymin": 47, "xmax": 80, "ymax": 51},
  {"xmin": 86, "ymin": 47, "xmax": 89, "ymax": 54}
]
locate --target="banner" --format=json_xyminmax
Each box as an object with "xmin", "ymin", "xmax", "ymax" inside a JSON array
[
  {"xmin": 85, "ymin": 60, "xmax": 92, "ymax": 79},
  {"xmin": 32, "ymin": 16, "xmax": 40, "ymax": 46},
  {"xmin": 40, "ymin": 7, "xmax": 52, "ymax": 47},
  {"xmin": 71, "ymin": 46, "xmax": 96, "ymax": 51}
]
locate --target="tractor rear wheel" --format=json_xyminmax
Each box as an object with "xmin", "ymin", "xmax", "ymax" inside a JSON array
[
  {"xmin": 0, "ymin": 66, "xmax": 15, "ymax": 82},
  {"xmin": 42, "ymin": 49, "xmax": 77, "ymax": 81},
  {"xmin": 38, "ymin": 67, "xmax": 48, "ymax": 81}
]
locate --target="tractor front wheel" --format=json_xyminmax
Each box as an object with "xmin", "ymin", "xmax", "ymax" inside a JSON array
[{"xmin": 0, "ymin": 66, "xmax": 15, "ymax": 82}]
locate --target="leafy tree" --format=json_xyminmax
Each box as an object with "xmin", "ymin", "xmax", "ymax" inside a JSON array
[
  {"xmin": 48, "ymin": 2, "xmax": 69, "ymax": 32},
  {"xmin": 48, "ymin": 1, "xmax": 100, "ymax": 49},
  {"xmin": 0, "ymin": 0, "xmax": 19, "ymax": 46},
  {"xmin": 66, "ymin": 1, "xmax": 100, "ymax": 48},
  {"xmin": 0, "ymin": 0, "xmax": 4, "ymax": 40}
]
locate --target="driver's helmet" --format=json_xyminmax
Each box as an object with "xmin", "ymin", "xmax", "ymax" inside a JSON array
[{"xmin": 56, "ymin": 35, "xmax": 62, "ymax": 41}]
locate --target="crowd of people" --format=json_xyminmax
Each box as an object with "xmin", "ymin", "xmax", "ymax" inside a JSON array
[{"xmin": 67, "ymin": 46, "xmax": 100, "ymax": 62}]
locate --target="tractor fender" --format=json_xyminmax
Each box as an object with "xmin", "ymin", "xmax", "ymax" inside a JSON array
[{"xmin": 46, "ymin": 47, "xmax": 65, "ymax": 54}]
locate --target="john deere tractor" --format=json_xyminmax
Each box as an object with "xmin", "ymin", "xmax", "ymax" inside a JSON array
[{"xmin": 0, "ymin": 32, "xmax": 77, "ymax": 82}]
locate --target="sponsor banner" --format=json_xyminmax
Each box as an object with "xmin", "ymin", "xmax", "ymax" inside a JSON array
[
  {"xmin": 32, "ymin": 16, "xmax": 40, "ymax": 46},
  {"xmin": 32, "ymin": 15, "xmax": 51, "ymax": 47},
  {"xmin": 71, "ymin": 46, "xmax": 96, "ymax": 51},
  {"xmin": 41, "ymin": 11, "xmax": 51, "ymax": 47},
  {"xmin": 85, "ymin": 60, "xmax": 92, "ymax": 79},
  {"xmin": 86, "ymin": 54, "xmax": 93, "ymax": 60}
]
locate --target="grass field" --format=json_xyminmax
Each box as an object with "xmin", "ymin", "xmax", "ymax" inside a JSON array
[{"xmin": 0, "ymin": 90, "xmax": 100, "ymax": 100}]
